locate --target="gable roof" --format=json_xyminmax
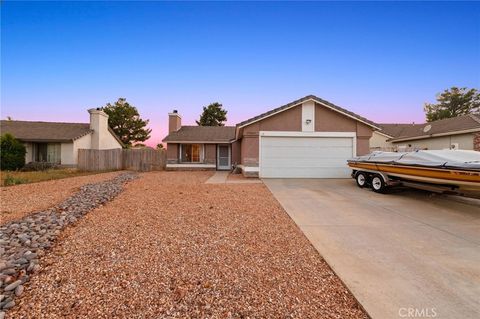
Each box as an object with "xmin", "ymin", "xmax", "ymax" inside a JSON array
[
  {"xmin": 1, "ymin": 120, "xmax": 93, "ymax": 142},
  {"xmin": 236, "ymin": 95, "xmax": 380, "ymax": 130},
  {"xmin": 162, "ymin": 126, "xmax": 236, "ymax": 143},
  {"xmin": 379, "ymin": 114, "xmax": 480, "ymax": 142}
]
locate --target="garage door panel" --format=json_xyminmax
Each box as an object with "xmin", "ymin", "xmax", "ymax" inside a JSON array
[{"xmin": 260, "ymin": 136, "xmax": 354, "ymax": 178}]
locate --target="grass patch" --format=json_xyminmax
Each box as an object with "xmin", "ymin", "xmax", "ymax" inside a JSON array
[{"xmin": 0, "ymin": 169, "xmax": 109, "ymax": 186}]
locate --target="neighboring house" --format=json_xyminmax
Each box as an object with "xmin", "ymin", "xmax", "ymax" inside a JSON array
[
  {"xmin": 1, "ymin": 109, "xmax": 123, "ymax": 166},
  {"xmin": 371, "ymin": 114, "xmax": 480, "ymax": 151},
  {"xmin": 163, "ymin": 95, "xmax": 380, "ymax": 178}
]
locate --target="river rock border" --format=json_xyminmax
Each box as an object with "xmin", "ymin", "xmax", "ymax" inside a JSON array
[{"xmin": 0, "ymin": 172, "xmax": 138, "ymax": 317}]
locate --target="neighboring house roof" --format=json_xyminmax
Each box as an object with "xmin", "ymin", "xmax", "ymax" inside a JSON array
[
  {"xmin": 236, "ymin": 94, "xmax": 380, "ymax": 130},
  {"xmin": 379, "ymin": 114, "xmax": 480, "ymax": 142},
  {"xmin": 0, "ymin": 120, "xmax": 93, "ymax": 142},
  {"xmin": 0, "ymin": 120, "xmax": 125, "ymax": 147},
  {"xmin": 162, "ymin": 126, "xmax": 236, "ymax": 143}
]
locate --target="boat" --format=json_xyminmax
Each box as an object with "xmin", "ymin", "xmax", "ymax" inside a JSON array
[{"xmin": 347, "ymin": 150, "xmax": 480, "ymax": 195}]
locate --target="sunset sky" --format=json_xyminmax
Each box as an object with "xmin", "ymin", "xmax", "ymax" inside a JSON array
[{"xmin": 2, "ymin": 1, "xmax": 479, "ymax": 146}]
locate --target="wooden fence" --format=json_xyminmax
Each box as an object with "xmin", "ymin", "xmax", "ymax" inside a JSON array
[{"xmin": 77, "ymin": 148, "xmax": 166, "ymax": 172}]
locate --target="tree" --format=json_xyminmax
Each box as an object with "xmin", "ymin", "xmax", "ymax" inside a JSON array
[
  {"xmin": 1, "ymin": 133, "xmax": 26, "ymax": 171},
  {"xmin": 102, "ymin": 98, "xmax": 152, "ymax": 147},
  {"xmin": 196, "ymin": 102, "xmax": 227, "ymax": 126},
  {"xmin": 156, "ymin": 143, "xmax": 164, "ymax": 149},
  {"xmin": 424, "ymin": 87, "xmax": 480, "ymax": 122}
]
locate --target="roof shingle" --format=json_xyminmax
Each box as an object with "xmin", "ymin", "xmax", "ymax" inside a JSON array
[
  {"xmin": 379, "ymin": 114, "xmax": 480, "ymax": 141},
  {"xmin": 0, "ymin": 121, "xmax": 92, "ymax": 142},
  {"xmin": 162, "ymin": 126, "xmax": 236, "ymax": 143}
]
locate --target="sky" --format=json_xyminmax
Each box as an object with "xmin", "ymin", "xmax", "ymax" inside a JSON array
[{"xmin": 2, "ymin": 1, "xmax": 479, "ymax": 146}]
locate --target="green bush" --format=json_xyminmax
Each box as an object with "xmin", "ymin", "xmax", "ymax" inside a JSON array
[
  {"xmin": 0, "ymin": 133, "xmax": 26, "ymax": 171},
  {"xmin": 3, "ymin": 175, "xmax": 28, "ymax": 186}
]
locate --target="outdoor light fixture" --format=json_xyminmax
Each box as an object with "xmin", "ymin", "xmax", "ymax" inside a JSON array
[{"xmin": 306, "ymin": 119, "xmax": 312, "ymax": 124}]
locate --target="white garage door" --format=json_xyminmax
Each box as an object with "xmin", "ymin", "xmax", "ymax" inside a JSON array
[{"xmin": 260, "ymin": 135, "xmax": 354, "ymax": 178}]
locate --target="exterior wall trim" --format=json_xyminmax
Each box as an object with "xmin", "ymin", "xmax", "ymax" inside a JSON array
[{"xmin": 258, "ymin": 131, "xmax": 357, "ymax": 178}]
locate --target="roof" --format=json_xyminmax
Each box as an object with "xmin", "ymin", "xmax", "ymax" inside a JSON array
[
  {"xmin": 236, "ymin": 95, "xmax": 380, "ymax": 129},
  {"xmin": 0, "ymin": 120, "xmax": 93, "ymax": 142},
  {"xmin": 162, "ymin": 126, "xmax": 236, "ymax": 143},
  {"xmin": 379, "ymin": 114, "xmax": 480, "ymax": 142}
]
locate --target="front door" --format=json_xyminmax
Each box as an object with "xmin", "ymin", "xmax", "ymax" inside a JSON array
[{"xmin": 217, "ymin": 145, "xmax": 231, "ymax": 170}]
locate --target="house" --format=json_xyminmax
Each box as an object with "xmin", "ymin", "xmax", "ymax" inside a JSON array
[
  {"xmin": 371, "ymin": 114, "xmax": 480, "ymax": 151},
  {"xmin": 162, "ymin": 95, "xmax": 380, "ymax": 178},
  {"xmin": 1, "ymin": 109, "xmax": 123, "ymax": 166}
]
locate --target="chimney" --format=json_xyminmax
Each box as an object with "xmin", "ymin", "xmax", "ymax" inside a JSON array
[
  {"xmin": 88, "ymin": 108, "xmax": 109, "ymax": 149},
  {"xmin": 169, "ymin": 110, "xmax": 181, "ymax": 133}
]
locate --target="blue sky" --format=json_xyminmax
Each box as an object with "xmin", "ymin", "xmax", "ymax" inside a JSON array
[{"xmin": 2, "ymin": 1, "xmax": 479, "ymax": 145}]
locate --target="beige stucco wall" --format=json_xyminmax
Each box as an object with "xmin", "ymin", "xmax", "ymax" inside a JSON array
[
  {"xmin": 392, "ymin": 133, "xmax": 474, "ymax": 150},
  {"xmin": 370, "ymin": 131, "xmax": 394, "ymax": 151},
  {"xmin": 72, "ymin": 134, "xmax": 92, "ymax": 165},
  {"xmin": 89, "ymin": 109, "xmax": 122, "ymax": 150},
  {"xmin": 61, "ymin": 142, "xmax": 75, "ymax": 165}
]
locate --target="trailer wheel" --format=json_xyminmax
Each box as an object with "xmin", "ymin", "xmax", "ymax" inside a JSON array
[
  {"xmin": 355, "ymin": 171, "xmax": 368, "ymax": 188},
  {"xmin": 371, "ymin": 174, "xmax": 386, "ymax": 193}
]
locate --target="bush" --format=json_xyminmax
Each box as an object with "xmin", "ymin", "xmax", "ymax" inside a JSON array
[
  {"xmin": 22, "ymin": 161, "xmax": 58, "ymax": 171},
  {"xmin": 3, "ymin": 175, "xmax": 28, "ymax": 186},
  {"xmin": 0, "ymin": 133, "xmax": 26, "ymax": 171}
]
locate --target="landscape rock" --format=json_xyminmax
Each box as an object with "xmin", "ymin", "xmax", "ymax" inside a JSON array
[{"xmin": 0, "ymin": 172, "xmax": 137, "ymax": 312}]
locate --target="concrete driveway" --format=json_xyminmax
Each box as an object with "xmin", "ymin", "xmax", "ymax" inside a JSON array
[{"xmin": 264, "ymin": 179, "xmax": 480, "ymax": 319}]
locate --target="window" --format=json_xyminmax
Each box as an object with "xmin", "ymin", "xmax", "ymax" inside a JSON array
[
  {"xmin": 33, "ymin": 143, "xmax": 61, "ymax": 164},
  {"xmin": 180, "ymin": 144, "xmax": 202, "ymax": 163}
]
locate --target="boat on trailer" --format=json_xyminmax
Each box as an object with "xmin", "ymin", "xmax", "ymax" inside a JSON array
[{"xmin": 347, "ymin": 150, "xmax": 480, "ymax": 196}]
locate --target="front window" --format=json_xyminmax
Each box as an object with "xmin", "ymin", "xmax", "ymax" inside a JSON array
[
  {"xmin": 32, "ymin": 143, "xmax": 61, "ymax": 164},
  {"xmin": 180, "ymin": 144, "xmax": 202, "ymax": 163}
]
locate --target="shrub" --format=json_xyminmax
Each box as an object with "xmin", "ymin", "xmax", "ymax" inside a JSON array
[
  {"xmin": 3, "ymin": 175, "xmax": 28, "ymax": 186},
  {"xmin": 22, "ymin": 161, "xmax": 58, "ymax": 171},
  {"xmin": 0, "ymin": 133, "xmax": 26, "ymax": 171}
]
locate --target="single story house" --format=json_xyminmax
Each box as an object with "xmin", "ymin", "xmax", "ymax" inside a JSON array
[
  {"xmin": 163, "ymin": 95, "xmax": 380, "ymax": 178},
  {"xmin": 371, "ymin": 114, "xmax": 480, "ymax": 152},
  {"xmin": 1, "ymin": 109, "xmax": 123, "ymax": 166}
]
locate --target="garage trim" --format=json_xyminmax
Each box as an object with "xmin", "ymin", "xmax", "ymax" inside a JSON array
[{"xmin": 259, "ymin": 131, "xmax": 357, "ymax": 178}]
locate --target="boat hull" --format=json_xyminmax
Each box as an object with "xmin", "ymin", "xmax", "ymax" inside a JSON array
[{"xmin": 348, "ymin": 162, "xmax": 480, "ymax": 191}]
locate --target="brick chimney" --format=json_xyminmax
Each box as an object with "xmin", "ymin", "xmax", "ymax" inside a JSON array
[
  {"xmin": 169, "ymin": 110, "xmax": 181, "ymax": 133},
  {"xmin": 88, "ymin": 108, "xmax": 109, "ymax": 149}
]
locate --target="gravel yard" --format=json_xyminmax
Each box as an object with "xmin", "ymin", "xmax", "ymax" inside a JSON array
[
  {"xmin": 8, "ymin": 171, "xmax": 367, "ymax": 318},
  {"xmin": 1, "ymin": 171, "xmax": 122, "ymax": 225}
]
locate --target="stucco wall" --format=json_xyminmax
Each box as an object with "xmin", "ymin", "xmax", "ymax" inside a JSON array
[
  {"xmin": 242, "ymin": 106, "xmax": 302, "ymax": 134},
  {"xmin": 370, "ymin": 131, "xmax": 394, "ymax": 150},
  {"xmin": 166, "ymin": 143, "xmax": 179, "ymax": 164},
  {"xmin": 204, "ymin": 144, "xmax": 216, "ymax": 164},
  {"xmin": 392, "ymin": 133, "xmax": 474, "ymax": 150},
  {"xmin": 72, "ymin": 134, "xmax": 92, "ymax": 165},
  {"xmin": 231, "ymin": 140, "xmax": 241, "ymax": 166},
  {"xmin": 61, "ymin": 142, "xmax": 75, "ymax": 165}
]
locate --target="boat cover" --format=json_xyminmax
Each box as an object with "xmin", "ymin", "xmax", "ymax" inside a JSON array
[{"xmin": 349, "ymin": 150, "xmax": 480, "ymax": 171}]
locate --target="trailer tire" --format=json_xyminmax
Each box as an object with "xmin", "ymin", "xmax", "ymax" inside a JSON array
[
  {"xmin": 355, "ymin": 171, "xmax": 368, "ymax": 188},
  {"xmin": 371, "ymin": 174, "xmax": 386, "ymax": 193}
]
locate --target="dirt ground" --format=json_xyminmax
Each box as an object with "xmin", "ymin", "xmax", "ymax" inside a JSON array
[
  {"xmin": 8, "ymin": 171, "xmax": 367, "ymax": 318},
  {"xmin": 0, "ymin": 171, "xmax": 122, "ymax": 225}
]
